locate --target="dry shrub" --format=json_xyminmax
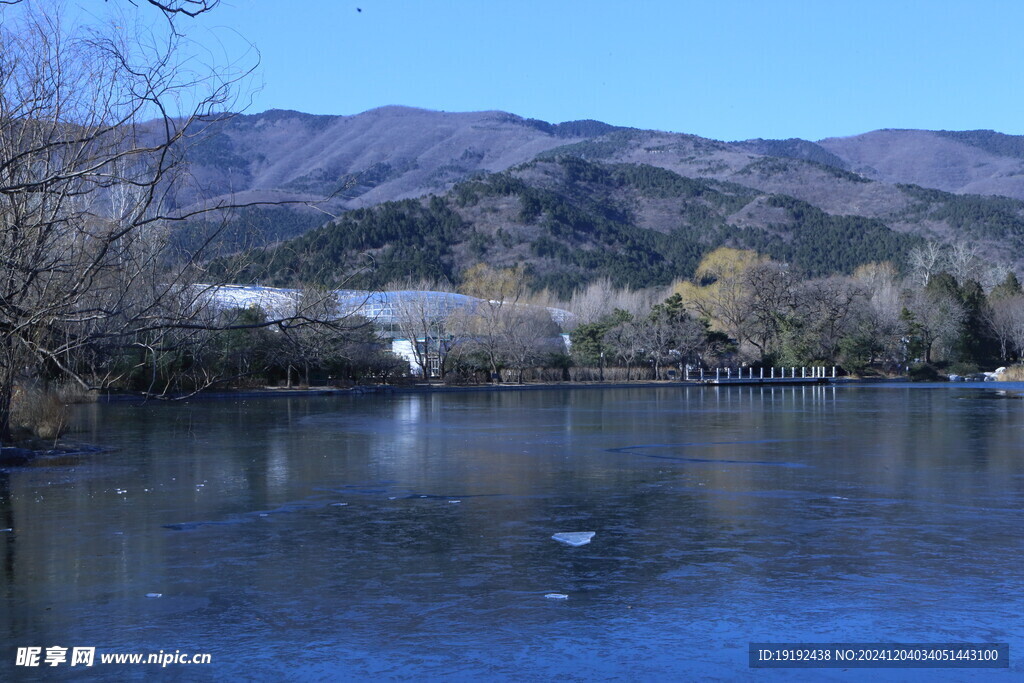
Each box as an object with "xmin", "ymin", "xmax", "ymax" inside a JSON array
[
  {"xmin": 998, "ymin": 365, "xmax": 1024, "ymax": 381},
  {"xmin": 55, "ymin": 382, "xmax": 97, "ymax": 404},
  {"xmin": 11, "ymin": 387, "xmax": 68, "ymax": 440}
]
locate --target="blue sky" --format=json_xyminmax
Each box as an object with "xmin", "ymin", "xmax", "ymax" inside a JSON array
[{"xmin": 153, "ymin": 1, "xmax": 1024, "ymax": 140}]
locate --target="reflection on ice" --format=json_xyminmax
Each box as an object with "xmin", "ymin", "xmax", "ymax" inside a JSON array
[{"xmin": 8, "ymin": 384, "xmax": 1024, "ymax": 679}]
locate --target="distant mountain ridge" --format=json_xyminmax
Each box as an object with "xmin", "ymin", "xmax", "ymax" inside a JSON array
[
  {"xmin": 731, "ymin": 138, "xmax": 850, "ymax": 171},
  {"xmin": 181, "ymin": 107, "xmax": 1024, "ymax": 286},
  {"xmin": 179, "ymin": 106, "xmax": 1024, "ymax": 212},
  {"xmin": 816, "ymin": 129, "xmax": 1024, "ymax": 199},
  {"xmin": 177, "ymin": 106, "xmax": 628, "ymax": 214}
]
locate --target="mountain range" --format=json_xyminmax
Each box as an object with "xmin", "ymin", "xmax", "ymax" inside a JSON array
[{"xmin": 185, "ymin": 106, "xmax": 1024, "ymax": 291}]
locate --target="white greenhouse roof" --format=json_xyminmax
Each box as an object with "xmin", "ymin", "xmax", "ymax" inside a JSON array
[{"xmin": 201, "ymin": 285, "xmax": 574, "ymax": 327}]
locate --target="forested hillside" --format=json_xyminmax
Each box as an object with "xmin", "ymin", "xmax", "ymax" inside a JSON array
[
  {"xmin": 218, "ymin": 157, "xmax": 928, "ymax": 295},
  {"xmin": 165, "ymin": 107, "xmax": 1024, "ymax": 288}
]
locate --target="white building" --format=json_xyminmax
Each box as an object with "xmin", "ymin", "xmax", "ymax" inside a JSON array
[{"xmin": 203, "ymin": 285, "xmax": 574, "ymax": 377}]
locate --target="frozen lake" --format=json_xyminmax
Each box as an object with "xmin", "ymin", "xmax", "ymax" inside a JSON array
[{"xmin": 2, "ymin": 384, "xmax": 1023, "ymax": 679}]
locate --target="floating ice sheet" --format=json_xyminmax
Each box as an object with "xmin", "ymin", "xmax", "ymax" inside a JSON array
[{"xmin": 552, "ymin": 531, "xmax": 595, "ymax": 547}]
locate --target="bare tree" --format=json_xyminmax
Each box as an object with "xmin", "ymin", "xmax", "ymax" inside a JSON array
[
  {"xmin": 908, "ymin": 240, "xmax": 1009, "ymax": 293},
  {"xmin": 502, "ymin": 306, "xmax": 561, "ymax": 383},
  {"xmin": 907, "ymin": 241, "xmax": 947, "ymax": 288},
  {"xmin": 640, "ymin": 317, "xmax": 704, "ymax": 379},
  {"xmin": 793, "ymin": 276, "xmax": 864, "ymax": 361},
  {"xmin": 604, "ymin": 319, "xmax": 646, "ymax": 380},
  {"xmin": 743, "ymin": 261, "xmax": 798, "ymax": 357},
  {"xmin": 456, "ymin": 264, "xmax": 527, "ymax": 382},
  {"xmin": 0, "ymin": 2, "xmax": 310, "ymax": 441},
  {"xmin": 849, "ymin": 262, "xmax": 906, "ymax": 366},
  {"xmin": 271, "ymin": 287, "xmax": 346, "ymax": 387},
  {"xmin": 638, "ymin": 294, "xmax": 707, "ymax": 379},
  {"xmin": 987, "ymin": 295, "xmax": 1024, "ymax": 362},
  {"xmin": 903, "ymin": 289, "xmax": 966, "ymax": 364},
  {"xmin": 386, "ymin": 281, "xmax": 460, "ymax": 382},
  {"xmin": 946, "ymin": 241, "xmax": 986, "ymax": 287},
  {"xmin": 567, "ymin": 277, "xmax": 661, "ymax": 327},
  {"xmin": 143, "ymin": 1, "xmax": 219, "ymax": 18}
]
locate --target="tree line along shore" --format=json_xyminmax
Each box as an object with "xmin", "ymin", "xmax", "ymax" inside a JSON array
[
  {"xmin": 4, "ymin": 3, "xmax": 1024, "ymax": 446},
  {"xmin": 7, "ymin": 244, "xmax": 1024, "ymax": 446}
]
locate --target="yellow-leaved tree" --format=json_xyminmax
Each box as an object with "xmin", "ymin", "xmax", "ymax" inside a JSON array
[
  {"xmin": 455, "ymin": 264, "xmax": 558, "ymax": 382},
  {"xmin": 674, "ymin": 248, "xmax": 767, "ymax": 351}
]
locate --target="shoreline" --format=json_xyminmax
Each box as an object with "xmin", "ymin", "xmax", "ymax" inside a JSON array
[
  {"xmin": 97, "ymin": 381, "xmax": 696, "ymax": 402},
  {"xmin": 94, "ymin": 376, "xmax": 912, "ymax": 403},
  {"xmin": 5, "ymin": 377, "xmax": 1012, "ymax": 463},
  {"xmin": 0, "ymin": 442, "xmax": 106, "ymax": 467}
]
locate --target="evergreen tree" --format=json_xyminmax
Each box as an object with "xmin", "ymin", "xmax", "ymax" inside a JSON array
[
  {"xmin": 570, "ymin": 310, "xmax": 632, "ymax": 367},
  {"xmin": 990, "ymin": 272, "xmax": 1023, "ymax": 302}
]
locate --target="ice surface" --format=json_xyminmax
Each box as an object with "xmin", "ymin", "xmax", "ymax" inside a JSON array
[{"xmin": 552, "ymin": 531, "xmax": 595, "ymax": 547}]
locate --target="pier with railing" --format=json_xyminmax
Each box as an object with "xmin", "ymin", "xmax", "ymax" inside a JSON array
[{"xmin": 687, "ymin": 366, "xmax": 835, "ymax": 385}]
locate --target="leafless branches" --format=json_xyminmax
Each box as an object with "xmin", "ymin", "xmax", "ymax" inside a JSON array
[
  {"xmin": 0, "ymin": 1, "xmax": 303, "ymax": 439},
  {"xmin": 142, "ymin": 0, "xmax": 219, "ymax": 18}
]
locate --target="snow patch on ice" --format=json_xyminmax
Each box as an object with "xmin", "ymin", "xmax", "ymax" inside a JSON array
[{"xmin": 552, "ymin": 531, "xmax": 595, "ymax": 547}]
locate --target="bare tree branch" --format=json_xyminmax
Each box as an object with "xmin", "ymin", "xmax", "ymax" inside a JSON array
[{"xmin": 0, "ymin": 2, "xmax": 336, "ymax": 441}]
